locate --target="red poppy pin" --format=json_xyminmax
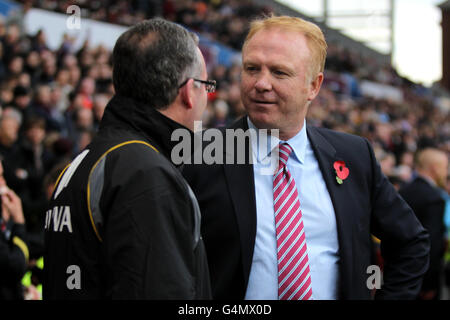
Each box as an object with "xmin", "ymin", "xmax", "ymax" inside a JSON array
[{"xmin": 333, "ymin": 161, "xmax": 349, "ymax": 185}]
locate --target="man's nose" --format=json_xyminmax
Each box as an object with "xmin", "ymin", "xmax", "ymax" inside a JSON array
[{"xmin": 254, "ymin": 72, "xmax": 272, "ymax": 92}]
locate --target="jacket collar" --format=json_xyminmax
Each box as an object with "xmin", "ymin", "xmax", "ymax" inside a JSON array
[{"xmin": 99, "ymin": 95, "xmax": 193, "ymax": 166}]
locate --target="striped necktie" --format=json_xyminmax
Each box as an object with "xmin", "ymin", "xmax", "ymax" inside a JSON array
[{"xmin": 273, "ymin": 143, "xmax": 313, "ymax": 300}]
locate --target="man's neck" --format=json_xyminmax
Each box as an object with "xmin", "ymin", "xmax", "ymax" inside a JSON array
[{"xmin": 158, "ymin": 106, "xmax": 192, "ymax": 132}]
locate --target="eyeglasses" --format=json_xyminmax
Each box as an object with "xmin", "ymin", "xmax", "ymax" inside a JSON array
[{"xmin": 178, "ymin": 78, "xmax": 216, "ymax": 93}]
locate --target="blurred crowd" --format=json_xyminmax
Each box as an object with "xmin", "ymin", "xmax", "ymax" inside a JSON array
[{"xmin": 0, "ymin": 0, "xmax": 447, "ymax": 299}]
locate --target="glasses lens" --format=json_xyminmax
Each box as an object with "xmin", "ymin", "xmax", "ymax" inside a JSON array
[{"xmin": 207, "ymin": 81, "xmax": 216, "ymax": 93}]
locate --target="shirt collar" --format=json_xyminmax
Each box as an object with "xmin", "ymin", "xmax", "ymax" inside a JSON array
[{"xmin": 247, "ymin": 117, "xmax": 308, "ymax": 164}]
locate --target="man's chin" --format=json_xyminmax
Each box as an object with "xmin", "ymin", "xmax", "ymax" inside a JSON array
[{"xmin": 247, "ymin": 113, "xmax": 279, "ymax": 131}]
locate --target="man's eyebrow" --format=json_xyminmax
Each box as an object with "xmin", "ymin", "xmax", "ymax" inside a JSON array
[{"xmin": 243, "ymin": 60, "xmax": 293, "ymax": 70}]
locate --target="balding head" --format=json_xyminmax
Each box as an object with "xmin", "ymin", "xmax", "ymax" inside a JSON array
[
  {"xmin": 112, "ymin": 18, "xmax": 201, "ymax": 109},
  {"xmin": 416, "ymin": 148, "xmax": 448, "ymax": 188}
]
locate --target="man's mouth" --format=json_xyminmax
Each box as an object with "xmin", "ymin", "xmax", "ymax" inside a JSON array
[{"xmin": 251, "ymin": 99, "xmax": 276, "ymax": 105}]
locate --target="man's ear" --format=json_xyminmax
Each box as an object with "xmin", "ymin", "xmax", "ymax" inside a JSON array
[
  {"xmin": 307, "ymin": 72, "xmax": 324, "ymax": 101},
  {"xmin": 180, "ymin": 79, "xmax": 195, "ymax": 110}
]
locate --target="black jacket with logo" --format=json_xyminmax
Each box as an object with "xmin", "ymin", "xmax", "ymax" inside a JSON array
[{"xmin": 43, "ymin": 95, "xmax": 211, "ymax": 299}]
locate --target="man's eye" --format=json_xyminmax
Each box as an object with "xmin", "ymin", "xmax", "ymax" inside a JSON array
[
  {"xmin": 273, "ymin": 70, "xmax": 287, "ymax": 76},
  {"xmin": 245, "ymin": 66, "xmax": 258, "ymax": 72}
]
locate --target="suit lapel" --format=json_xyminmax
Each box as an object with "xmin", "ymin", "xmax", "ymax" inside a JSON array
[
  {"xmin": 223, "ymin": 117, "xmax": 257, "ymax": 291},
  {"xmin": 307, "ymin": 125, "xmax": 354, "ymax": 299}
]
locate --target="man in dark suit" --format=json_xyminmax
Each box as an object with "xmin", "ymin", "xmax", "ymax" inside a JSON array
[
  {"xmin": 400, "ymin": 148, "xmax": 448, "ymax": 300},
  {"xmin": 183, "ymin": 15, "xmax": 430, "ymax": 300}
]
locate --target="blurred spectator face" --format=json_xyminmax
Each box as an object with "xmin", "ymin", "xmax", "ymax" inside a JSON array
[
  {"xmin": 0, "ymin": 117, "xmax": 20, "ymax": 146},
  {"xmin": 228, "ymin": 82, "xmax": 241, "ymax": 103},
  {"xmin": 36, "ymin": 85, "xmax": 52, "ymax": 106},
  {"xmin": 380, "ymin": 153, "xmax": 396, "ymax": 176},
  {"xmin": 40, "ymin": 50, "xmax": 55, "ymax": 66},
  {"xmin": 80, "ymin": 78, "xmax": 95, "ymax": 96},
  {"xmin": 88, "ymin": 65, "xmax": 100, "ymax": 79},
  {"xmin": 92, "ymin": 94, "xmax": 108, "ymax": 121},
  {"xmin": 26, "ymin": 51, "xmax": 41, "ymax": 68},
  {"xmin": 228, "ymin": 64, "xmax": 241, "ymax": 82},
  {"xmin": 214, "ymin": 99, "xmax": 229, "ymax": 120},
  {"xmin": 77, "ymin": 130, "xmax": 93, "ymax": 152},
  {"xmin": 71, "ymin": 94, "xmax": 85, "ymax": 110},
  {"xmin": 5, "ymin": 24, "xmax": 20, "ymax": 44},
  {"xmin": 63, "ymin": 54, "xmax": 78, "ymax": 69},
  {"xmin": 376, "ymin": 123, "xmax": 392, "ymax": 143},
  {"xmin": 99, "ymin": 64, "xmax": 112, "ymax": 79},
  {"xmin": 96, "ymin": 51, "xmax": 110, "ymax": 65},
  {"xmin": 76, "ymin": 108, "xmax": 93, "ymax": 130},
  {"xmin": 56, "ymin": 69, "xmax": 70, "ymax": 86},
  {"xmin": 8, "ymin": 56, "xmax": 24, "ymax": 75},
  {"xmin": 51, "ymin": 86, "xmax": 62, "ymax": 106},
  {"xmin": 18, "ymin": 73, "xmax": 31, "ymax": 88},
  {"xmin": 1, "ymin": 88, "xmax": 13, "ymax": 105},
  {"xmin": 15, "ymin": 94, "xmax": 31, "ymax": 110},
  {"xmin": 241, "ymin": 29, "xmax": 322, "ymax": 137},
  {"xmin": 81, "ymin": 52, "xmax": 94, "ymax": 68},
  {"xmin": 69, "ymin": 67, "xmax": 81, "ymax": 86},
  {"xmin": 26, "ymin": 124, "xmax": 46, "ymax": 147},
  {"xmin": 43, "ymin": 60, "xmax": 56, "ymax": 76},
  {"xmin": 400, "ymin": 151, "xmax": 414, "ymax": 168},
  {"xmin": 212, "ymin": 65, "xmax": 227, "ymax": 82}
]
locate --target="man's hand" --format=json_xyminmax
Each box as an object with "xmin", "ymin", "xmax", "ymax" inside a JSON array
[{"xmin": 1, "ymin": 188, "xmax": 25, "ymax": 225}]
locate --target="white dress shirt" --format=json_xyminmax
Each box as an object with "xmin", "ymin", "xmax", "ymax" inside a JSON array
[{"xmin": 244, "ymin": 118, "xmax": 340, "ymax": 300}]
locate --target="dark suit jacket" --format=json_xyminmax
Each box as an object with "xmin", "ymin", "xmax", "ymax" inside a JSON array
[
  {"xmin": 183, "ymin": 117, "xmax": 430, "ymax": 300},
  {"xmin": 400, "ymin": 176, "xmax": 446, "ymax": 294}
]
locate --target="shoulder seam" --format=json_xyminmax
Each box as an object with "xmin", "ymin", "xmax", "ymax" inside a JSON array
[{"xmin": 87, "ymin": 140, "xmax": 159, "ymax": 242}]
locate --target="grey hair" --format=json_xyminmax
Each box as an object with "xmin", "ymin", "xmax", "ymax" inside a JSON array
[
  {"xmin": 112, "ymin": 18, "xmax": 202, "ymax": 109},
  {"xmin": 180, "ymin": 33, "xmax": 204, "ymax": 87},
  {"xmin": 1, "ymin": 107, "xmax": 22, "ymax": 126}
]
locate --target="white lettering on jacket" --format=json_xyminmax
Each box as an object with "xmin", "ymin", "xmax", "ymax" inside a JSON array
[{"xmin": 45, "ymin": 206, "xmax": 73, "ymax": 233}]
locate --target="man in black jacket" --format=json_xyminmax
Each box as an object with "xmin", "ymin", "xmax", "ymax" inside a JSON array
[
  {"xmin": 44, "ymin": 18, "xmax": 213, "ymax": 299},
  {"xmin": 400, "ymin": 148, "xmax": 448, "ymax": 300}
]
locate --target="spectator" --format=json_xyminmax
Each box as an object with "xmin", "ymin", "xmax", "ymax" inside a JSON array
[
  {"xmin": 0, "ymin": 158, "xmax": 28, "ymax": 300},
  {"xmin": 77, "ymin": 77, "xmax": 96, "ymax": 110},
  {"xmin": 12, "ymin": 85, "xmax": 33, "ymax": 123},
  {"xmin": 31, "ymin": 84, "xmax": 61, "ymax": 132},
  {"xmin": 0, "ymin": 107, "xmax": 22, "ymax": 161},
  {"xmin": 400, "ymin": 148, "xmax": 449, "ymax": 300},
  {"xmin": 92, "ymin": 93, "xmax": 109, "ymax": 129}
]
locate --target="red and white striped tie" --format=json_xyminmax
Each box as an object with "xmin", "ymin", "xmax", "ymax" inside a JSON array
[{"xmin": 273, "ymin": 143, "xmax": 313, "ymax": 300}]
